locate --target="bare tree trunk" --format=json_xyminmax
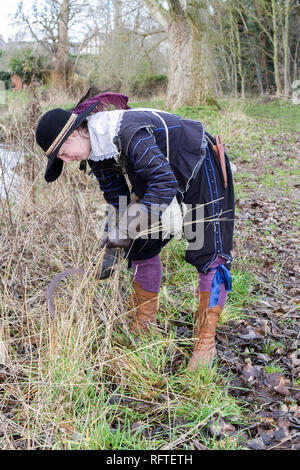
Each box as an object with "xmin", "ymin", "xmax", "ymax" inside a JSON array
[
  {"xmin": 233, "ymin": 56, "xmax": 238, "ymax": 98},
  {"xmin": 253, "ymin": 0, "xmax": 268, "ymax": 93},
  {"xmin": 220, "ymin": 45, "xmax": 231, "ymax": 91},
  {"xmin": 167, "ymin": 9, "xmax": 213, "ymax": 109},
  {"xmin": 142, "ymin": 0, "xmax": 214, "ymax": 109},
  {"xmin": 52, "ymin": 0, "xmax": 70, "ymax": 90},
  {"xmin": 271, "ymin": 0, "xmax": 282, "ymax": 96},
  {"xmin": 114, "ymin": 0, "xmax": 122, "ymax": 30},
  {"xmin": 253, "ymin": 48, "xmax": 264, "ymax": 95},
  {"xmin": 229, "ymin": 12, "xmax": 238, "ymax": 98},
  {"xmin": 215, "ymin": 11, "xmax": 231, "ymax": 92},
  {"xmin": 283, "ymin": 0, "xmax": 291, "ymax": 96},
  {"xmin": 292, "ymin": 35, "xmax": 300, "ymax": 82},
  {"xmin": 234, "ymin": 18, "xmax": 245, "ymax": 99}
]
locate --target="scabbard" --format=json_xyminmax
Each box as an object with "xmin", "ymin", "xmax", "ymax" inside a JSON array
[{"xmin": 213, "ymin": 135, "xmax": 227, "ymax": 189}]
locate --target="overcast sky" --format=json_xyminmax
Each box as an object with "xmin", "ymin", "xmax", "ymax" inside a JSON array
[
  {"xmin": 0, "ymin": 0, "xmax": 32, "ymax": 42},
  {"xmin": 0, "ymin": 0, "xmax": 108, "ymax": 43}
]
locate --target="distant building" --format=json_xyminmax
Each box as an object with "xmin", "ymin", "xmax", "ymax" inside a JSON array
[
  {"xmin": 0, "ymin": 35, "xmax": 36, "ymax": 51},
  {"xmin": 70, "ymin": 27, "xmax": 105, "ymax": 56}
]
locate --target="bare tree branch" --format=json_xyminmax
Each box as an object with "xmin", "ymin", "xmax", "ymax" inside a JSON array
[{"xmin": 142, "ymin": 0, "xmax": 169, "ymax": 29}]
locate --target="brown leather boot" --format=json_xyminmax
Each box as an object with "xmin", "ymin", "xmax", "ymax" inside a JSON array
[
  {"xmin": 187, "ymin": 291, "xmax": 222, "ymax": 370},
  {"xmin": 130, "ymin": 282, "xmax": 159, "ymax": 335}
]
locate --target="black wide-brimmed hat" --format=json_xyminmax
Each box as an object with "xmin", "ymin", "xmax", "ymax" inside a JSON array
[{"xmin": 35, "ymin": 103, "xmax": 97, "ymax": 182}]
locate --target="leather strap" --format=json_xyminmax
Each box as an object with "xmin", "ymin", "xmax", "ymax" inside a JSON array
[
  {"xmin": 213, "ymin": 135, "xmax": 227, "ymax": 189},
  {"xmin": 206, "ymin": 134, "xmax": 228, "ymax": 189}
]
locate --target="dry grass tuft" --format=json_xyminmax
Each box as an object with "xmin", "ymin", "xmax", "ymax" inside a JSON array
[{"xmin": 0, "ymin": 93, "xmax": 251, "ymax": 450}]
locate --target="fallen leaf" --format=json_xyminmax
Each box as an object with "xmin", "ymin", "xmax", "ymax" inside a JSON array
[
  {"xmin": 288, "ymin": 350, "xmax": 300, "ymax": 367},
  {"xmin": 238, "ymin": 326, "xmax": 264, "ymax": 340},
  {"xmin": 265, "ymin": 373, "xmax": 290, "ymax": 396},
  {"xmin": 0, "ymin": 371, "xmax": 7, "ymax": 383},
  {"xmin": 257, "ymin": 353, "xmax": 271, "ymax": 363},
  {"xmin": 259, "ymin": 429, "xmax": 275, "ymax": 446},
  {"xmin": 246, "ymin": 436, "xmax": 266, "ymax": 450},
  {"xmin": 242, "ymin": 363, "xmax": 261, "ymax": 384},
  {"xmin": 209, "ymin": 416, "xmax": 236, "ymax": 438}
]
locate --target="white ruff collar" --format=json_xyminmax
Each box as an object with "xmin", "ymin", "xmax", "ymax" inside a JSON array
[
  {"xmin": 87, "ymin": 110, "xmax": 125, "ymax": 161},
  {"xmin": 86, "ymin": 108, "xmax": 172, "ymax": 162}
]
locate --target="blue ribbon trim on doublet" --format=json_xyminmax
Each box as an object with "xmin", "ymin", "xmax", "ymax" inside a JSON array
[{"xmin": 208, "ymin": 264, "xmax": 232, "ymax": 308}]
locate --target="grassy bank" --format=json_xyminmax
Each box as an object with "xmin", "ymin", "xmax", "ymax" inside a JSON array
[{"xmin": 0, "ymin": 94, "xmax": 299, "ymax": 449}]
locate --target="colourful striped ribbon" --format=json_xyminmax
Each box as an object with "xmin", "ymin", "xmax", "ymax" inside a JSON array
[{"xmin": 208, "ymin": 264, "xmax": 232, "ymax": 308}]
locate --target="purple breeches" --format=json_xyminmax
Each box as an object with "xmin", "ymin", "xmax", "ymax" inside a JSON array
[
  {"xmin": 132, "ymin": 254, "xmax": 229, "ymax": 308},
  {"xmin": 198, "ymin": 255, "xmax": 228, "ymax": 309},
  {"xmin": 131, "ymin": 255, "xmax": 162, "ymax": 293}
]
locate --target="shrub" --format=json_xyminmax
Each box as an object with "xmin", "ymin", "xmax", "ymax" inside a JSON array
[
  {"xmin": 0, "ymin": 71, "xmax": 11, "ymax": 89},
  {"xmin": 9, "ymin": 48, "xmax": 46, "ymax": 83},
  {"xmin": 130, "ymin": 74, "xmax": 167, "ymax": 98}
]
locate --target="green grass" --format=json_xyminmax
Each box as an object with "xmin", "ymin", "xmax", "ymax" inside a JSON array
[
  {"xmin": 221, "ymin": 268, "xmax": 257, "ymax": 324},
  {"xmin": 33, "ymin": 328, "xmax": 247, "ymax": 450},
  {"xmin": 263, "ymin": 340, "xmax": 284, "ymax": 355},
  {"xmin": 243, "ymin": 99, "xmax": 300, "ymax": 132},
  {"xmin": 130, "ymin": 100, "xmax": 222, "ymax": 134},
  {"xmin": 173, "ymin": 105, "xmax": 220, "ymax": 121},
  {"xmin": 265, "ymin": 363, "xmax": 286, "ymax": 375},
  {"xmin": 234, "ymin": 171, "xmax": 255, "ymax": 182},
  {"xmin": 230, "ymin": 148, "xmax": 253, "ymax": 163},
  {"xmin": 61, "ymin": 350, "xmax": 246, "ymax": 450},
  {"xmin": 2, "ymin": 95, "xmax": 298, "ymax": 450},
  {"xmin": 159, "ymin": 239, "xmax": 257, "ymax": 326},
  {"xmin": 130, "ymin": 100, "xmax": 165, "ymax": 110},
  {"xmin": 234, "ymin": 182, "xmax": 249, "ymax": 200}
]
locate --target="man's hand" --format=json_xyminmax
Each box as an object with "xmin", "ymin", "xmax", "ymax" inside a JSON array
[
  {"xmin": 106, "ymin": 201, "xmax": 158, "ymax": 249},
  {"xmin": 106, "ymin": 236, "xmax": 131, "ymax": 249},
  {"xmin": 95, "ymin": 247, "xmax": 121, "ymax": 279}
]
